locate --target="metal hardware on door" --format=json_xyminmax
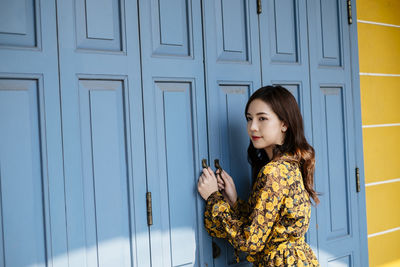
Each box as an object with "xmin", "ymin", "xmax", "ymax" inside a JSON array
[
  {"xmin": 202, "ymin": 158, "xmax": 208, "ymax": 169},
  {"xmin": 347, "ymin": 0, "xmax": 352, "ymax": 24},
  {"xmin": 146, "ymin": 192, "xmax": 153, "ymax": 226},
  {"xmin": 214, "ymin": 159, "xmax": 222, "ymax": 174},
  {"xmin": 214, "ymin": 159, "xmax": 223, "ymax": 191},
  {"xmin": 257, "ymin": 0, "xmax": 262, "ymax": 14},
  {"xmin": 212, "ymin": 242, "xmax": 221, "ymax": 258},
  {"xmin": 355, "ymin": 167, "xmax": 360, "ymax": 192}
]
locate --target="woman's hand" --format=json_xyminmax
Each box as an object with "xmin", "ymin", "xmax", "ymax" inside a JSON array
[
  {"xmin": 216, "ymin": 169, "xmax": 238, "ymax": 207},
  {"xmin": 197, "ymin": 167, "xmax": 219, "ymax": 201}
]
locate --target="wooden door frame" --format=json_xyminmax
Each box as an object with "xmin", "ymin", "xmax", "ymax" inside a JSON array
[{"xmin": 348, "ymin": 0, "xmax": 369, "ymax": 266}]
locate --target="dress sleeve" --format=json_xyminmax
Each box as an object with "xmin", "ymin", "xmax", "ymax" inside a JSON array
[
  {"xmin": 203, "ymin": 162, "xmax": 290, "ymax": 255},
  {"xmin": 232, "ymin": 198, "xmax": 250, "ymax": 221}
]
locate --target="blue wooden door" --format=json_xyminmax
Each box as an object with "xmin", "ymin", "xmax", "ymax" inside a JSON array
[
  {"xmin": 137, "ymin": 0, "xmax": 210, "ymax": 266},
  {"xmin": 202, "ymin": 0, "xmax": 261, "ymax": 266},
  {"xmin": 258, "ymin": 0, "xmax": 317, "ymax": 252},
  {"xmin": 0, "ymin": 1, "xmax": 368, "ymax": 267},
  {"xmin": 56, "ymin": 0, "xmax": 150, "ymax": 266},
  {"xmin": 307, "ymin": 0, "xmax": 365, "ymax": 266},
  {"xmin": 258, "ymin": 0, "xmax": 367, "ymax": 266},
  {"xmin": 0, "ymin": 1, "xmax": 66, "ymax": 266},
  {"xmin": 202, "ymin": 0, "xmax": 368, "ymax": 266}
]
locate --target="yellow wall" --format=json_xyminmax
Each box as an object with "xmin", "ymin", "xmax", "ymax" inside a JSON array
[{"xmin": 357, "ymin": 0, "xmax": 400, "ymax": 266}]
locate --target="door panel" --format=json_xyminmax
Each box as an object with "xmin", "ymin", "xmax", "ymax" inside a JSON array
[
  {"xmin": 75, "ymin": 0, "xmax": 124, "ymax": 51},
  {"xmin": 56, "ymin": 0, "xmax": 148, "ymax": 266},
  {"xmin": 314, "ymin": 0, "xmax": 342, "ymax": 67},
  {"xmin": 259, "ymin": 0, "xmax": 317, "ymax": 250},
  {"xmin": 150, "ymin": 0, "xmax": 191, "ymax": 56},
  {"xmin": 268, "ymin": 0, "xmax": 299, "ymax": 63},
  {"xmin": 202, "ymin": 0, "xmax": 261, "ymax": 265},
  {"xmin": 259, "ymin": 0, "xmax": 314, "ymax": 155},
  {"xmin": 307, "ymin": 0, "xmax": 361, "ymax": 266},
  {"xmin": 213, "ymin": 84, "xmax": 253, "ymax": 266},
  {"xmin": 0, "ymin": 0, "xmax": 64, "ymax": 266},
  {"xmin": 77, "ymin": 80, "xmax": 131, "ymax": 267},
  {"xmin": 0, "ymin": 79, "xmax": 46, "ymax": 267},
  {"xmin": 138, "ymin": 0, "xmax": 209, "ymax": 266},
  {"xmin": 0, "ymin": 0, "xmax": 38, "ymax": 48},
  {"xmin": 150, "ymin": 81, "xmax": 201, "ymax": 267}
]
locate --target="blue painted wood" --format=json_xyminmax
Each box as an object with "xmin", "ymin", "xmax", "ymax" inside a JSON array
[
  {"xmin": 75, "ymin": 0, "xmax": 123, "ymax": 51},
  {"xmin": 269, "ymin": 0, "xmax": 298, "ymax": 62},
  {"xmin": 85, "ymin": 0, "xmax": 115, "ymax": 39},
  {"xmin": 307, "ymin": 0, "xmax": 363, "ymax": 265},
  {"xmin": 0, "ymin": 0, "xmax": 66, "ymax": 266},
  {"xmin": 0, "ymin": 80, "xmax": 46, "ymax": 267},
  {"xmin": 348, "ymin": 0, "xmax": 370, "ymax": 265},
  {"xmin": 56, "ymin": 0, "xmax": 149, "ymax": 266},
  {"xmin": 138, "ymin": 0, "xmax": 209, "ymax": 266},
  {"xmin": 317, "ymin": 0, "xmax": 341, "ymax": 66},
  {"xmin": 202, "ymin": 0, "xmax": 261, "ymax": 265},
  {"xmin": 0, "ymin": 0, "xmax": 369, "ymax": 266},
  {"xmin": 77, "ymin": 81, "xmax": 131, "ymax": 266},
  {"xmin": 213, "ymin": 0, "xmax": 255, "ymax": 64},
  {"xmin": 163, "ymin": 84, "xmax": 198, "ymax": 266},
  {"xmin": 0, "ymin": 0, "xmax": 38, "ymax": 48},
  {"xmin": 150, "ymin": 0, "xmax": 191, "ymax": 56},
  {"xmin": 259, "ymin": 0, "xmax": 318, "ymax": 252}
]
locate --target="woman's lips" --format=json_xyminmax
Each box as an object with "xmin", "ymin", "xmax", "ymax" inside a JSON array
[{"xmin": 252, "ymin": 136, "xmax": 261, "ymax": 141}]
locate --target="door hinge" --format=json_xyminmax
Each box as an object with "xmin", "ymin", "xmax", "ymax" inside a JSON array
[
  {"xmin": 355, "ymin": 167, "xmax": 360, "ymax": 192},
  {"xmin": 146, "ymin": 192, "xmax": 153, "ymax": 226},
  {"xmin": 347, "ymin": 0, "xmax": 353, "ymax": 24},
  {"xmin": 257, "ymin": 0, "xmax": 262, "ymax": 14}
]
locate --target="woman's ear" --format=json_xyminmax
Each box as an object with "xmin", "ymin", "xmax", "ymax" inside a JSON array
[{"xmin": 281, "ymin": 122, "xmax": 287, "ymax": 132}]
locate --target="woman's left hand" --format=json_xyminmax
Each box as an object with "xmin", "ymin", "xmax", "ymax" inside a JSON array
[{"xmin": 197, "ymin": 167, "xmax": 219, "ymax": 201}]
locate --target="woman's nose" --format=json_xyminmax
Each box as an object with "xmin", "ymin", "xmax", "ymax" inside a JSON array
[{"xmin": 249, "ymin": 120, "xmax": 258, "ymax": 131}]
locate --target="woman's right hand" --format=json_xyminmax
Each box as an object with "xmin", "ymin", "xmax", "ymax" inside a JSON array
[{"xmin": 216, "ymin": 169, "xmax": 238, "ymax": 207}]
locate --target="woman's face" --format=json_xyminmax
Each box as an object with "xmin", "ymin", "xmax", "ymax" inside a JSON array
[{"xmin": 246, "ymin": 99, "xmax": 286, "ymax": 153}]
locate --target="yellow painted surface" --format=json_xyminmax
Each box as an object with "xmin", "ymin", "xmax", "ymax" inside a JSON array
[
  {"xmin": 357, "ymin": 0, "xmax": 400, "ymax": 26},
  {"xmin": 358, "ymin": 23, "xmax": 400, "ymax": 74},
  {"xmin": 368, "ymin": 230, "xmax": 400, "ymax": 267},
  {"xmin": 366, "ymin": 182, "xmax": 400, "ymax": 234},
  {"xmin": 362, "ymin": 126, "xmax": 400, "ymax": 183},
  {"xmin": 360, "ymin": 76, "xmax": 400, "ymax": 125},
  {"xmin": 358, "ymin": 0, "xmax": 400, "ymax": 266}
]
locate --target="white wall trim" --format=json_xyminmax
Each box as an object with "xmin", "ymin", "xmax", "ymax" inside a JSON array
[
  {"xmin": 358, "ymin": 19, "xmax": 400, "ymax": 28},
  {"xmin": 368, "ymin": 226, "xmax": 400, "ymax": 238},
  {"xmin": 365, "ymin": 178, "xmax": 400, "ymax": 187},
  {"xmin": 360, "ymin": 72, "xmax": 400, "ymax": 77},
  {"xmin": 362, "ymin": 123, "xmax": 400, "ymax": 128}
]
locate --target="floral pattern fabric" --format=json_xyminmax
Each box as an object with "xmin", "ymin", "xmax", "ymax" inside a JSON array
[{"xmin": 204, "ymin": 156, "xmax": 320, "ymax": 266}]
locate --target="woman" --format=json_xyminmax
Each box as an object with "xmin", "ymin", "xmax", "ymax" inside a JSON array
[{"xmin": 197, "ymin": 85, "xmax": 320, "ymax": 266}]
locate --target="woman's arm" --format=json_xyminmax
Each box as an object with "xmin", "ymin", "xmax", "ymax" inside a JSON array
[
  {"xmin": 204, "ymin": 161, "xmax": 290, "ymax": 255},
  {"xmin": 231, "ymin": 197, "xmax": 250, "ymax": 220}
]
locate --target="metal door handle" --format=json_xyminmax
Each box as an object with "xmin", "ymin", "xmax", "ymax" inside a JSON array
[
  {"xmin": 202, "ymin": 158, "xmax": 208, "ymax": 169},
  {"xmin": 214, "ymin": 159, "xmax": 222, "ymax": 174}
]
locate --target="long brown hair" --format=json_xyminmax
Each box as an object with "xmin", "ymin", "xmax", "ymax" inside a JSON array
[{"xmin": 245, "ymin": 85, "xmax": 320, "ymax": 205}]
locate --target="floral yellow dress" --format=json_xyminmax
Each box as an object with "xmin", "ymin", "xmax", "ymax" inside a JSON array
[{"xmin": 204, "ymin": 156, "xmax": 320, "ymax": 266}]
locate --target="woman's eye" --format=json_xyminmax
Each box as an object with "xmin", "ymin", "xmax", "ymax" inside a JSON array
[
  {"xmin": 246, "ymin": 117, "xmax": 252, "ymax": 121},
  {"xmin": 259, "ymin": 117, "xmax": 267, "ymax": 121}
]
